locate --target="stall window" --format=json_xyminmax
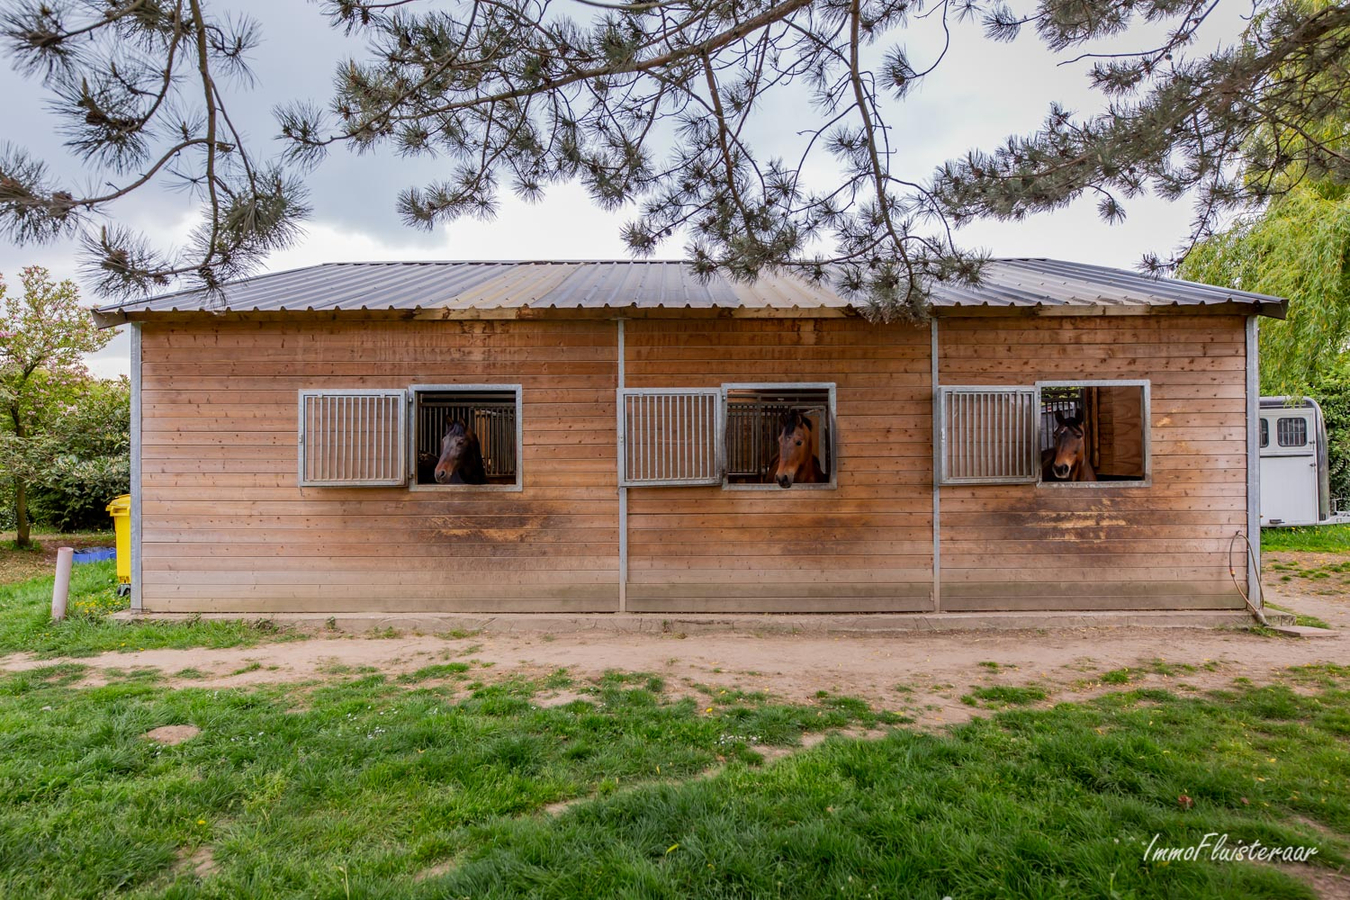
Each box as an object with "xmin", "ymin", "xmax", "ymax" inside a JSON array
[
  {"xmin": 410, "ymin": 385, "xmax": 522, "ymax": 490},
  {"xmin": 1277, "ymin": 417, "xmax": 1308, "ymax": 448},
  {"xmin": 935, "ymin": 380, "xmax": 1150, "ymax": 486},
  {"xmin": 723, "ymin": 384, "xmax": 835, "ymax": 489},
  {"xmin": 1037, "ymin": 381, "xmax": 1149, "ymax": 485},
  {"xmin": 619, "ymin": 388, "xmax": 722, "ymax": 486},
  {"xmin": 297, "ymin": 390, "xmax": 407, "ymax": 487},
  {"xmin": 1260, "ymin": 418, "xmax": 1269, "ymax": 448},
  {"xmin": 936, "ymin": 386, "xmax": 1039, "ymax": 484},
  {"xmin": 617, "ymin": 383, "xmax": 836, "ymax": 489}
]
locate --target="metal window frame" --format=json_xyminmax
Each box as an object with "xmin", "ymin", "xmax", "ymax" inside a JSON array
[
  {"xmin": 935, "ymin": 385, "xmax": 1040, "ymax": 485},
  {"xmin": 617, "ymin": 387, "xmax": 724, "ymax": 487},
  {"xmin": 297, "ymin": 389, "xmax": 409, "ymax": 487},
  {"xmin": 1274, "ymin": 415, "xmax": 1310, "ymax": 449},
  {"xmin": 721, "ymin": 382, "xmax": 838, "ymax": 491},
  {"xmin": 1035, "ymin": 379, "xmax": 1152, "ymax": 489},
  {"xmin": 408, "ymin": 383, "xmax": 524, "ymax": 492}
]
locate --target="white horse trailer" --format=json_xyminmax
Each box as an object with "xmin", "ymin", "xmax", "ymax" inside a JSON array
[{"xmin": 1259, "ymin": 396, "xmax": 1334, "ymax": 526}]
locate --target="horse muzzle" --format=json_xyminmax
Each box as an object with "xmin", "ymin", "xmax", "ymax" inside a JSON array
[
  {"xmin": 775, "ymin": 474, "xmax": 792, "ymax": 489},
  {"xmin": 1052, "ymin": 464, "xmax": 1070, "ymax": 479}
]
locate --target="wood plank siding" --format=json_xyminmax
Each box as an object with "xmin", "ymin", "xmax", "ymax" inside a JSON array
[
  {"xmin": 134, "ymin": 310, "xmax": 1252, "ymax": 616},
  {"xmin": 139, "ymin": 318, "xmax": 620, "ymax": 613},
  {"xmin": 937, "ymin": 314, "xmax": 1248, "ymax": 612},
  {"xmin": 623, "ymin": 318, "xmax": 934, "ymax": 612}
]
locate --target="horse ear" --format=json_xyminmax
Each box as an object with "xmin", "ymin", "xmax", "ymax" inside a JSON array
[{"xmin": 1055, "ymin": 411, "xmax": 1069, "ymax": 426}]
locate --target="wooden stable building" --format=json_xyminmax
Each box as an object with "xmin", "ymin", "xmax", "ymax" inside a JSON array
[{"xmin": 92, "ymin": 259, "xmax": 1285, "ymax": 620}]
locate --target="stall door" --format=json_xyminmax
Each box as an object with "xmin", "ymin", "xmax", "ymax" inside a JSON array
[{"xmin": 1260, "ymin": 412, "xmax": 1319, "ymax": 525}]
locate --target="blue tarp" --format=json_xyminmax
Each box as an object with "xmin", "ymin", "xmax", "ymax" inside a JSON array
[{"xmin": 72, "ymin": 547, "xmax": 116, "ymax": 564}]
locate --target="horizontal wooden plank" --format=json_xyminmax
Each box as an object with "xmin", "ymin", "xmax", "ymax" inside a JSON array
[
  {"xmin": 939, "ymin": 579, "xmax": 1234, "ymax": 600},
  {"xmin": 942, "ymin": 593, "xmax": 1243, "ymax": 613},
  {"xmin": 142, "ymin": 594, "xmax": 620, "ymax": 614},
  {"xmin": 624, "ymin": 595, "xmax": 933, "ymax": 614}
]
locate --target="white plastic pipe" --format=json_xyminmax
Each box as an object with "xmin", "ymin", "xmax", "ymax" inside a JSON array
[{"xmin": 52, "ymin": 547, "xmax": 73, "ymax": 622}]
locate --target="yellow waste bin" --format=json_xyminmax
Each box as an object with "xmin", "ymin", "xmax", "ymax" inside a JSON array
[{"xmin": 107, "ymin": 494, "xmax": 132, "ymax": 597}]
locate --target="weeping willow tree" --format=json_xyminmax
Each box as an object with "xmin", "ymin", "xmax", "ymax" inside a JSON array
[{"xmin": 1180, "ymin": 183, "xmax": 1350, "ymax": 393}]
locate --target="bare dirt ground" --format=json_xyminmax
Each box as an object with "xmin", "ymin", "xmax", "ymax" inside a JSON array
[{"xmin": 2, "ymin": 558, "xmax": 1346, "ymax": 728}]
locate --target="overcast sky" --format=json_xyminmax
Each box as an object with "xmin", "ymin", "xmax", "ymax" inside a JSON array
[{"xmin": 0, "ymin": 1, "xmax": 1253, "ymax": 378}]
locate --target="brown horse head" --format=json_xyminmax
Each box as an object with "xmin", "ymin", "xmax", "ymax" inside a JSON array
[
  {"xmin": 434, "ymin": 421, "xmax": 487, "ymax": 485},
  {"xmin": 1047, "ymin": 411, "xmax": 1088, "ymax": 481},
  {"xmin": 772, "ymin": 410, "xmax": 820, "ymax": 489}
]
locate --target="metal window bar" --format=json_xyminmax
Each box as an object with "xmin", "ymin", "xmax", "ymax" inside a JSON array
[
  {"xmin": 1039, "ymin": 386, "xmax": 1085, "ymax": 448},
  {"xmin": 937, "ymin": 387, "xmax": 1038, "ymax": 484},
  {"xmin": 1277, "ymin": 416, "xmax": 1308, "ymax": 448},
  {"xmin": 416, "ymin": 391, "xmax": 518, "ymax": 478},
  {"xmin": 724, "ymin": 389, "xmax": 833, "ymax": 482},
  {"xmin": 619, "ymin": 388, "xmax": 721, "ymax": 486},
  {"xmin": 298, "ymin": 390, "xmax": 406, "ymax": 486}
]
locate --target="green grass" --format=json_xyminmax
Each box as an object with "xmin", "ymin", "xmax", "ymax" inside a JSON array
[
  {"xmin": 960, "ymin": 685, "xmax": 1049, "ymax": 708},
  {"xmin": 0, "ymin": 561, "xmax": 301, "ymax": 659},
  {"xmin": 0, "ymin": 668, "xmax": 900, "ymax": 899},
  {"xmin": 1261, "ymin": 524, "xmax": 1350, "ymax": 553},
  {"xmin": 0, "ymin": 668, "xmax": 1346, "ymax": 898}
]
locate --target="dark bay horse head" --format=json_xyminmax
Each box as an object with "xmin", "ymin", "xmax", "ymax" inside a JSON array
[
  {"xmin": 1047, "ymin": 411, "xmax": 1088, "ymax": 481},
  {"xmin": 434, "ymin": 421, "xmax": 488, "ymax": 485},
  {"xmin": 772, "ymin": 410, "xmax": 823, "ymax": 488}
]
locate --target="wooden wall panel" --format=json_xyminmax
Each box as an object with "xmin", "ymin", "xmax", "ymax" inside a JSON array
[
  {"xmin": 937, "ymin": 315, "xmax": 1248, "ymax": 612},
  {"xmin": 136, "ymin": 310, "xmax": 1252, "ymax": 618},
  {"xmin": 138, "ymin": 318, "xmax": 620, "ymax": 613},
  {"xmin": 624, "ymin": 318, "xmax": 934, "ymax": 613}
]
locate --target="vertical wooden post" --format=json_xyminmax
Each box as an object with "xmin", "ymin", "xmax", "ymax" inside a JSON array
[{"xmin": 52, "ymin": 547, "xmax": 73, "ymax": 621}]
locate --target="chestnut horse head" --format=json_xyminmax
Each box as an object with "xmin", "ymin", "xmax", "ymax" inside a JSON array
[
  {"xmin": 434, "ymin": 421, "xmax": 488, "ymax": 485},
  {"xmin": 1042, "ymin": 411, "xmax": 1096, "ymax": 482},
  {"xmin": 771, "ymin": 410, "xmax": 826, "ymax": 488}
]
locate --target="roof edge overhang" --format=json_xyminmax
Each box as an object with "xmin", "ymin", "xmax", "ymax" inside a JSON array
[{"xmin": 93, "ymin": 298, "xmax": 1287, "ymax": 329}]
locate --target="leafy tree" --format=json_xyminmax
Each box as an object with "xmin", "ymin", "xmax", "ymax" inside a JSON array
[
  {"xmin": 1180, "ymin": 181, "xmax": 1350, "ymax": 393},
  {"xmin": 3, "ymin": 1, "xmax": 1350, "ymax": 316},
  {"xmin": 0, "ymin": 267, "xmax": 113, "ymax": 547},
  {"xmin": 29, "ymin": 376, "xmax": 131, "ymax": 533}
]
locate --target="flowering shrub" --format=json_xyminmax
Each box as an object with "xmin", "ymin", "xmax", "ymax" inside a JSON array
[{"xmin": 28, "ymin": 376, "xmax": 130, "ymax": 532}]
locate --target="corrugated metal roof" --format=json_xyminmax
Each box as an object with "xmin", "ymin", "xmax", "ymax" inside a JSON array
[{"xmin": 92, "ymin": 258, "xmax": 1286, "ymax": 321}]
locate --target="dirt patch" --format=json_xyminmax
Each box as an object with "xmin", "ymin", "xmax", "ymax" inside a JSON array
[
  {"xmin": 144, "ymin": 725, "xmax": 200, "ymax": 745},
  {"xmin": 177, "ymin": 846, "xmax": 216, "ymax": 879},
  {"xmin": 1275, "ymin": 863, "xmax": 1350, "ymax": 900},
  {"xmin": 533, "ymin": 689, "xmax": 591, "ymax": 708},
  {"xmin": 414, "ymin": 858, "xmax": 457, "ymax": 882},
  {"xmin": 0, "ymin": 573, "xmax": 1345, "ymax": 730},
  {"xmin": 542, "ymin": 797, "xmax": 585, "ymax": 816}
]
